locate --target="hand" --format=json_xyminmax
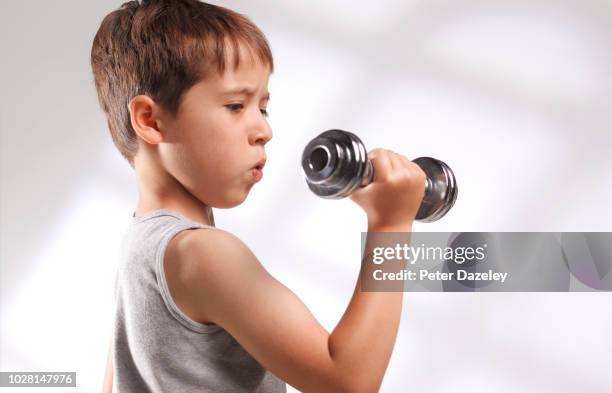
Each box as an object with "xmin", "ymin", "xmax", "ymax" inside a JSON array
[{"xmin": 349, "ymin": 148, "xmax": 426, "ymax": 228}]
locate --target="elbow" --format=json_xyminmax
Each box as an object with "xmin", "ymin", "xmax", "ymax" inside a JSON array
[
  {"xmin": 346, "ymin": 382, "xmax": 381, "ymax": 393},
  {"xmin": 331, "ymin": 375, "xmax": 382, "ymax": 393},
  {"xmin": 301, "ymin": 373, "xmax": 380, "ymax": 393}
]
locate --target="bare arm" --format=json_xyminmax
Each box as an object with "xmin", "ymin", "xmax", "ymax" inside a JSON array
[
  {"xmin": 327, "ymin": 223, "xmax": 411, "ymax": 391},
  {"xmin": 102, "ymin": 338, "xmax": 113, "ymax": 393},
  {"xmin": 168, "ymin": 221, "xmax": 412, "ymax": 393}
]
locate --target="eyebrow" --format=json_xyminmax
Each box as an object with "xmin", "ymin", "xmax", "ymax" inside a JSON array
[{"xmin": 220, "ymin": 87, "xmax": 270, "ymax": 101}]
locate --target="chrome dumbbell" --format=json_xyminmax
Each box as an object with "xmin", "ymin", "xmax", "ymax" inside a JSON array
[{"xmin": 301, "ymin": 129, "xmax": 458, "ymax": 222}]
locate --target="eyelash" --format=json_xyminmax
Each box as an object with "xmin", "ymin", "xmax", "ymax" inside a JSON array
[{"xmin": 225, "ymin": 103, "xmax": 269, "ymax": 118}]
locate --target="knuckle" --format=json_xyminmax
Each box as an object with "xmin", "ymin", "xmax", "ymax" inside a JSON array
[
  {"xmin": 390, "ymin": 172, "xmax": 402, "ymax": 182},
  {"xmin": 406, "ymin": 161, "xmax": 419, "ymax": 170},
  {"xmin": 417, "ymin": 167, "xmax": 427, "ymax": 180},
  {"xmin": 396, "ymin": 152, "xmax": 409, "ymax": 161},
  {"xmin": 410, "ymin": 172, "xmax": 426, "ymax": 186},
  {"xmin": 369, "ymin": 148, "xmax": 383, "ymax": 156},
  {"xmin": 409, "ymin": 163, "xmax": 425, "ymax": 176},
  {"xmin": 404, "ymin": 167, "xmax": 425, "ymax": 184}
]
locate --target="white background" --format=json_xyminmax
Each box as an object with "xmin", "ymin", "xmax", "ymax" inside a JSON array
[{"xmin": 1, "ymin": 0, "xmax": 611, "ymax": 392}]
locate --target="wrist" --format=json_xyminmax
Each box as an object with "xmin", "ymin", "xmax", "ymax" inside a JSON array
[{"xmin": 367, "ymin": 218, "xmax": 413, "ymax": 233}]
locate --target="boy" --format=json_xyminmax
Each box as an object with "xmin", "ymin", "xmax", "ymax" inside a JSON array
[{"xmin": 91, "ymin": 0, "xmax": 426, "ymax": 392}]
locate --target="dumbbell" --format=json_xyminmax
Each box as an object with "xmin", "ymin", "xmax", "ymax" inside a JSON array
[{"xmin": 301, "ymin": 129, "xmax": 458, "ymax": 222}]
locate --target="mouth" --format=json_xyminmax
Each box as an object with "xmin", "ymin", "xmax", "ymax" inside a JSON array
[
  {"xmin": 251, "ymin": 157, "xmax": 266, "ymax": 182},
  {"xmin": 252, "ymin": 157, "xmax": 266, "ymax": 171}
]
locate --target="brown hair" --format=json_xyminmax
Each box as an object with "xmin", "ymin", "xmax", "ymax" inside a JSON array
[{"xmin": 90, "ymin": 0, "xmax": 274, "ymax": 168}]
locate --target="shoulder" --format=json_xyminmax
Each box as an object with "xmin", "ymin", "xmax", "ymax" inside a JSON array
[
  {"xmin": 164, "ymin": 227, "xmax": 262, "ymax": 322},
  {"xmin": 168, "ymin": 226, "xmax": 256, "ymax": 272}
]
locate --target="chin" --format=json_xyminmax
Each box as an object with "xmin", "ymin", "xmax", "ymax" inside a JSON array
[{"xmin": 215, "ymin": 190, "xmax": 250, "ymax": 209}]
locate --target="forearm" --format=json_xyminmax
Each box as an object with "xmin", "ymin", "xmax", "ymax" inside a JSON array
[{"xmin": 328, "ymin": 221, "xmax": 412, "ymax": 392}]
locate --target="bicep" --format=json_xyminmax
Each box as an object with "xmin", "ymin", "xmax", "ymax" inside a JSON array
[{"xmin": 183, "ymin": 230, "xmax": 342, "ymax": 392}]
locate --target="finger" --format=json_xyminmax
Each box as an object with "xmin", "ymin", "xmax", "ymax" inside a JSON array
[
  {"xmin": 369, "ymin": 149, "xmax": 392, "ymax": 182},
  {"xmin": 388, "ymin": 151, "xmax": 404, "ymax": 173},
  {"xmin": 397, "ymin": 154, "xmax": 417, "ymax": 175},
  {"xmin": 367, "ymin": 148, "xmax": 384, "ymax": 160},
  {"xmin": 397, "ymin": 154, "xmax": 412, "ymax": 168},
  {"xmin": 397, "ymin": 154, "xmax": 422, "ymax": 174}
]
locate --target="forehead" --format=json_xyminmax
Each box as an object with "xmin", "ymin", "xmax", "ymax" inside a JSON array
[
  {"xmin": 202, "ymin": 42, "xmax": 271, "ymax": 94},
  {"xmin": 215, "ymin": 61, "xmax": 271, "ymax": 90}
]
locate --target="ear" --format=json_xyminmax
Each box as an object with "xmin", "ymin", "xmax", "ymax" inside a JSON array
[{"xmin": 128, "ymin": 95, "xmax": 166, "ymax": 145}]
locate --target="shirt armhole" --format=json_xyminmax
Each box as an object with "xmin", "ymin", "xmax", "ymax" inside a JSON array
[{"xmin": 155, "ymin": 223, "xmax": 223, "ymax": 334}]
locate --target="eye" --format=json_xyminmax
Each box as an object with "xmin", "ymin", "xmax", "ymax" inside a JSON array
[
  {"xmin": 225, "ymin": 103, "xmax": 268, "ymax": 118},
  {"xmin": 225, "ymin": 103, "xmax": 244, "ymax": 112}
]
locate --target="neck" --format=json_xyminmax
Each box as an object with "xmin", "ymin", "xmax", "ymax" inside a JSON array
[{"xmin": 132, "ymin": 152, "xmax": 215, "ymax": 227}]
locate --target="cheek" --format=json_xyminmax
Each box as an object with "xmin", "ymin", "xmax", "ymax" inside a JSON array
[
  {"xmin": 207, "ymin": 134, "xmax": 248, "ymax": 168},
  {"xmin": 173, "ymin": 120, "xmax": 247, "ymax": 177},
  {"xmin": 188, "ymin": 145, "xmax": 243, "ymax": 185}
]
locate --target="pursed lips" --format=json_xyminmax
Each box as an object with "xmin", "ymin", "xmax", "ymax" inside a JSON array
[{"xmin": 252, "ymin": 157, "xmax": 266, "ymax": 171}]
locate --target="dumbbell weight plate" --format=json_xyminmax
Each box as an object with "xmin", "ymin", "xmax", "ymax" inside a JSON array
[
  {"xmin": 412, "ymin": 157, "xmax": 458, "ymax": 222},
  {"xmin": 301, "ymin": 129, "xmax": 369, "ymax": 199}
]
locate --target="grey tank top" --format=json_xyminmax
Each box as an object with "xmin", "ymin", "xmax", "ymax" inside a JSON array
[{"xmin": 112, "ymin": 208, "xmax": 286, "ymax": 393}]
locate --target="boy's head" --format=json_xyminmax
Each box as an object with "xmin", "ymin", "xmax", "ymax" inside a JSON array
[{"xmin": 91, "ymin": 0, "xmax": 273, "ymax": 208}]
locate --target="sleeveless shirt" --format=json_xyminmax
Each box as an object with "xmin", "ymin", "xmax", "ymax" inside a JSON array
[{"xmin": 112, "ymin": 208, "xmax": 287, "ymax": 392}]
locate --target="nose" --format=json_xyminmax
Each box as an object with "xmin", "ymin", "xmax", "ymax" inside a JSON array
[{"xmin": 248, "ymin": 114, "xmax": 273, "ymax": 145}]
